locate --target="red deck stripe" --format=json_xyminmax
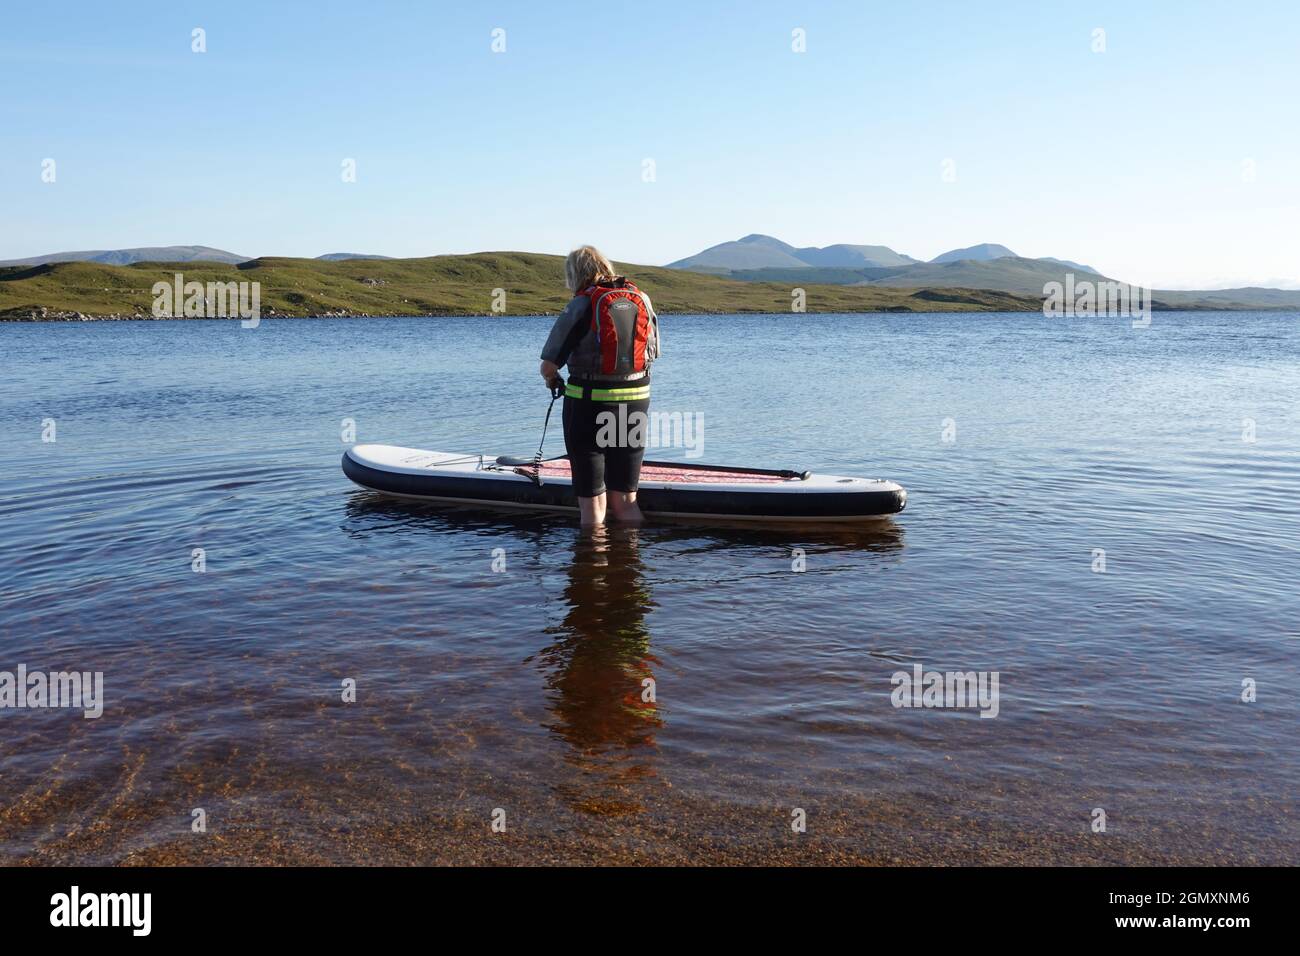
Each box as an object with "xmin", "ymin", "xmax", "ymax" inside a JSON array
[{"xmin": 536, "ymin": 460, "xmax": 791, "ymax": 484}]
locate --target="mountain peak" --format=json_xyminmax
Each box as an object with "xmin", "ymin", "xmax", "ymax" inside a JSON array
[
  {"xmin": 930, "ymin": 243, "xmax": 1017, "ymax": 264},
  {"xmin": 737, "ymin": 234, "xmax": 797, "ymax": 249}
]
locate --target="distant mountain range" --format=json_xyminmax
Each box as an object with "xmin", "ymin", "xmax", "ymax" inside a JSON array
[
  {"xmin": 667, "ymin": 234, "xmax": 920, "ymax": 271},
  {"xmin": 0, "ymin": 245, "xmax": 250, "ymax": 267},
  {"xmin": 667, "ymin": 234, "xmax": 1105, "ymax": 293},
  {"xmin": 0, "ymin": 247, "xmax": 392, "ymax": 267}
]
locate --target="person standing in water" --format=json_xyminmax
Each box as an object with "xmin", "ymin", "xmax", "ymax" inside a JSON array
[{"xmin": 540, "ymin": 246, "xmax": 661, "ymax": 526}]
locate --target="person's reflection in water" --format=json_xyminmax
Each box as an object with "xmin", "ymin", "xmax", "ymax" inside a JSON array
[{"xmin": 535, "ymin": 524, "xmax": 660, "ymax": 816}]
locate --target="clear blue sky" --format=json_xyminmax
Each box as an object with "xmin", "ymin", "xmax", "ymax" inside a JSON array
[{"xmin": 2, "ymin": 0, "xmax": 1298, "ymax": 287}]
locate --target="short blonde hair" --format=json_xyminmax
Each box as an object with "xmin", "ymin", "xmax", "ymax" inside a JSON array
[{"xmin": 564, "ymin": 245, "xmax": 617, "ymax": 292}]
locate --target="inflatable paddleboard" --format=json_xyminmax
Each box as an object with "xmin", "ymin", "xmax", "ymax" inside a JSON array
[{"xmin": 342, "ymin": 444, "xmax": 906, "ymax": 522}]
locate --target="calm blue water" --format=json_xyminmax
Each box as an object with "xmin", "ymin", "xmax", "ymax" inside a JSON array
[{"xmin": 1, "ymin": 312, "xmax": 1297, "ymax": 864}]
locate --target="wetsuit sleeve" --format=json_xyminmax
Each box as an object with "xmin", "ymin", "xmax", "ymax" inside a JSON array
[{"xmin": 540, "ymin": 296, "xmax": 590, "ymax": 368}]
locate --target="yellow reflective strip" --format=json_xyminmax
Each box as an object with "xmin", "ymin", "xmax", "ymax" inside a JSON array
[
  {"xmin": 592, "ymin": 387, "xmax": 650, "ymax": 401},
  {"xmin": 565, "ymin": 384, "xmax": 651, "ymax": 401}
]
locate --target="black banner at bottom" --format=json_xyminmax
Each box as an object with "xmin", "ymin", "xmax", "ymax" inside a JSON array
[{"xmin": 0, "ymin": 865, "xmax": 1277, "ymax": 940}]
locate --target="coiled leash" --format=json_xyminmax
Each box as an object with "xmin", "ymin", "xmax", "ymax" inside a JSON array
[
  {"xmin": 524, "ymin": 377, "xmax": 565, "ymax": 485},
  {"xmin": 536, "ymin": 377, "xmax": 564, "ymax": 462},
  {"xmin": 495, "ymin": 378, "xmax": 564, "ymax": 485}
]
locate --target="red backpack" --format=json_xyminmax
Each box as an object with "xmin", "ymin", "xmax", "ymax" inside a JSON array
[{"xmin": 577, "ymin": 277, "xmax": 652, "ymax": 375}]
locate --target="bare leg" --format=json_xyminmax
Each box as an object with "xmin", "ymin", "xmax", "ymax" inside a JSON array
[
  {"xmin": 577, "ymin": 493, "xmax": 607, "ymax": 527},
  {"xmin": 606, "ymin": 490, "xmax": 644, "ymax": 524}
]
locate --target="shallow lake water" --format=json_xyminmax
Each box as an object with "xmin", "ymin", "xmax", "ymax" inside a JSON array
[{"xmin": 1, "ymin": 311, "xmax": 1296, "ymax": 863}]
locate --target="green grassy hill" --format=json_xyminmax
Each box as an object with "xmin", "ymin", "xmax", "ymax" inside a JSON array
[
  {"xmin": 0, "ymin": 252, "xmax": 1042, "ymax": 319},
  {"xmin": 864, "ymin": 256, "xmax": 1111, "ymax": 292},
  {"xmin": 1151, "ymin": 287, "xmax": 1300, "ymax": 309}
]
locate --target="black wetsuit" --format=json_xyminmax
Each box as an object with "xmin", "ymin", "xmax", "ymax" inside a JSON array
[{"xmin": 561, "ymin": 383, "xmax": 651, "ymax": 497}]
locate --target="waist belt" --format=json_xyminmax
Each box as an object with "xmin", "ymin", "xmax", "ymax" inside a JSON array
[{"xmin": 564, "ymin": 382, "xmax": 651, "ymax": 402}]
